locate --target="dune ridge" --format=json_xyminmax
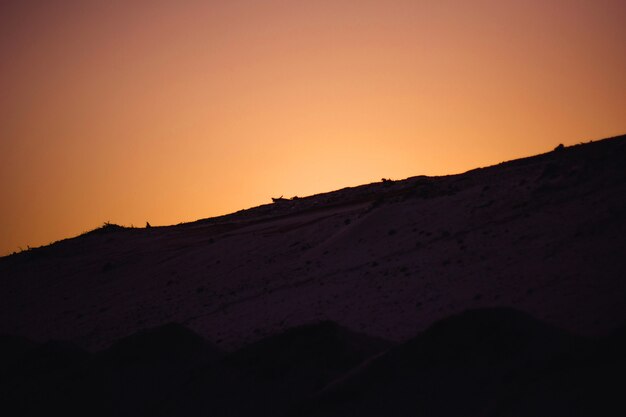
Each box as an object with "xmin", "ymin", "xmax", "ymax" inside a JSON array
[{"xmin": 1, "ymin": 135, "xmax": 626, "ymax": 415}]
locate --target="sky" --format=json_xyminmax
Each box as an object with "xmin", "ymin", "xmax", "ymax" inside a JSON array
[{"xmin": 1, "ymin": 0, "xmax": 625, "ymax": 255}]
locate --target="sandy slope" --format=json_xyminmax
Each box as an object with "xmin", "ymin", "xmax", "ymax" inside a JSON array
[{"xmin": 1, "ymin": 135, "xmax": 625, "ymax": 351}]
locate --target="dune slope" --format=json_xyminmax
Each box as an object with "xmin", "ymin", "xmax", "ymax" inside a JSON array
[{"xmin": 1, "ymin": 135, "xmax": 625, "ymax": 351}]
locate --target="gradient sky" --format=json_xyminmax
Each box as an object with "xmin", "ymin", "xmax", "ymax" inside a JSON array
[{"xmin": 1, "ymin": 0, "xmax": 625, "ymax": 255}]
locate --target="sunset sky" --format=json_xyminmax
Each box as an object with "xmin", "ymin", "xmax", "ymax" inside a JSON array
[{"xmin": 1, "ymin": 0, "xmax": 625, "ymax": 255}]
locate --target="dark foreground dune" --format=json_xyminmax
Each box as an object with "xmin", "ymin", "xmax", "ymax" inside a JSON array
[
  {"xmin": 1, "ymin": 309, "xmax": 625, "ymax": 417},
  {"xmin": 298, "ymin": 309, "xmax": 626, "ymax": 417},
  {"xmin": 1, "ymin": 135, "xmax": 626, "ymax": 415}
]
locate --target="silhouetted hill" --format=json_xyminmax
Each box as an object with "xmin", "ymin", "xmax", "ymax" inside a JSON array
[
  {"xmin": 0, "ymin": 323, "xmax": 222, "ymax": 417},
  {"xmin": 2, "ymin": 135, "xmax": 625, "ymax": 351},
  {"xmin": 153, "ymin": 321, "xmax": 392, "ymax": 417},
  {"xmin": 2, "ymin": 311, "xmax": 625, "ymax": 416},
  {"xmin": 1, "ymin": 134, "xmax": 626, "ymax": 415},
  {"xmin": 0, "ymin": 321, "xmax": 392, "ymax": 417},
  {"xmin": 226, "ymin": 320, "xmax": 391, "ymax": 384},
  {"xmin": 298, "ymin": 308, "xmax": 626, "ymax": 417}
]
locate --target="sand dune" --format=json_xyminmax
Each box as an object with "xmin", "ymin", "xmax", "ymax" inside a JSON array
[
  {"xmin": 299, "ymin": 308, "xmax": 626, "ymax": 416},
  {"xmin": 1, "ymin": 135, "xmax": 626, "ymax": 415},
  {"xmin": 2, "ymin": 310, "xmax": 625, "ymax": 416}
]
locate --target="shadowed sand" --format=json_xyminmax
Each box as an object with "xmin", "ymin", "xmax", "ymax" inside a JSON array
[
  {"xmin": 1, "ymin": 135, "xmax": 626, "ymax": 415},
  {"xmin": 2, "ymin": 310, "xmax": 625, "ymax": 416}
]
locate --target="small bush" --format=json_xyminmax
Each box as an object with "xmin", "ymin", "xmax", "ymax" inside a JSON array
[{"xmin": 82, "ymin": 222, "xmax": 126, "ymax": 237}]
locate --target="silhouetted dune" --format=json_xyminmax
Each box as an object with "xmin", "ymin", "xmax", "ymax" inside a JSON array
[
  {"xmin": 100, "ymin": 321, "xmax": 221, "ymax": 364},
  {"xmin": 2, "ymin": 311, "xmax": 625, "ymax": 416},
  {"xmin": 1, "ymin": 135, "xmax": 626, "ymax": 415},
  {"xmin": 226, "ymin": 320, "xmax": 392, "ymax": 385},
  {"xmin": 0, "ymin": 323, "xmax": 222, "ymax": 417},
  {"xmin": 0, "ymin": 336, "xmax": 91, "ymax": 417},
  {"xmin": 3, "ymin": 136, "xmax": 626, "ymax": 351},
  {"xmin": 80, "ymin": 324, "xmax": 223, "ymax": 417},
  {"xmin": 153, "ymin": 321, "xmax": 393, "ymax": 417},
  {"xmin": 0, "ymin": 321, "xmax": 391, "ymax": 417},
  {"xmin": 297, "ymin": 308, "xmax": 625, "ymax": 417}
]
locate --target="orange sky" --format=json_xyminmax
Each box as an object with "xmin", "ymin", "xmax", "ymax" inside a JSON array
[{"xmin": 1, "ymin": 0, "xmax": 625, "ymax": 256}]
